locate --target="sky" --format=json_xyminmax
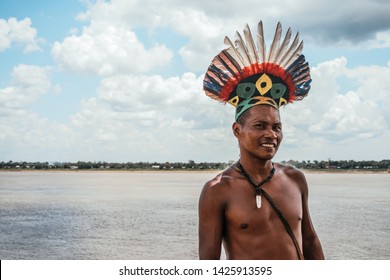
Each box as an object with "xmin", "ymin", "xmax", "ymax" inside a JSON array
[{"xmin": 0, "ymin": 0, "xmax": 389, "ymax": 163}]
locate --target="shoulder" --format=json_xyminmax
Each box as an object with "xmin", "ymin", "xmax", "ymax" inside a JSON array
[
  {"xmin": 276, "ymin": 162, "xmax": 306, "ymax": 179},
  {"xmin": 200, "ymin": 167, "xmax": 237, "ymax": 202},
  {"xmin": 275, "ymin": 162, "xmax": 308, "ymax": 192},
  {"xmin": 202, "ymin": 167, "xmax": 235, "ymax": 192}
]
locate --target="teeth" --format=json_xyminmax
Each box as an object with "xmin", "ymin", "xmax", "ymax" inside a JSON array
[{"xmin": 261, "ymin": 143, "xmax": 275, "ymax": 148}]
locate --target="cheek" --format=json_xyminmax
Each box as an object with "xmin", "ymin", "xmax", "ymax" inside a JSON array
[{"xmin": 279, "ymin": 131, "xmax": 283, "ymax": 143}]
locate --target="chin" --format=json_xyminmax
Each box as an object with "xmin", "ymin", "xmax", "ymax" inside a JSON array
[
  {"xmin": 255, "ymin": 153, "xmax": 275, "ymax": 161},
  {"xmin": 264, "ymin": 155, "xmax": 275, "ymax": 160},
  {"xmin": 259, "ymin": 149, "xmax": 278, "ymax": 160}
]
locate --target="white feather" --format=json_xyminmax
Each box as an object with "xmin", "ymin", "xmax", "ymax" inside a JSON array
[
  {"xmin": 243, "ymin": 24, "xmax": 259, "ymax": 64},
  {"xmin": 256, "ymin": 21, "xmax": 267, "ymax": 63},
  {"xmin": 267, "ymin": 22, "xmax": 282, "ymax": 63}
]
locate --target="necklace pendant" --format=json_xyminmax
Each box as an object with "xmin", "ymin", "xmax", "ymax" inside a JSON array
[{"xmin": 256, "ymin": 195, "xmax": 262, "ymax": 208}]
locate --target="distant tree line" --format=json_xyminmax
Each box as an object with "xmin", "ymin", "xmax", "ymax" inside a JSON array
[
  {"xmin": 1, "ymin": 159, "xmax": 389, "ymax": 171},
  {"xmin": 0, "ymin": 160, "xmax": 228, "ymax": 170},
  {"xmin": 279, "ymin": 159, "xmax": 390, "ymax": 170}
]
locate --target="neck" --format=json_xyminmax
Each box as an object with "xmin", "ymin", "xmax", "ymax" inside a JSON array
[{"xmin": 238, "ymin": 156, "xmax": 274, "ymax": 181}]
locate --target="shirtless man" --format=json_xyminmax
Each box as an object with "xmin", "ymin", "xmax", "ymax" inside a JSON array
[
  {"xmin": 198, "ymin": 105, "xmax": 324, "ymax": 259},
  {"xmin": 199, "ymin": 21, "xmax": 324, "ymax": 260}
]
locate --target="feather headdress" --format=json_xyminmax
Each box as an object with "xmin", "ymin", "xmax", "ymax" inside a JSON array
[{"xmin": 203, "ymin": 21, "xmax": 311, "ymax": 120}]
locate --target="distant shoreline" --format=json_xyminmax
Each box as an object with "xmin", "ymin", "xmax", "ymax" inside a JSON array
[
  {"xmin": 1, "ymin": 168, "xmax": 388, "ymax": 174},
  {"xmin": 0, "ymin": 168, "xmax": 219, "ymax": 173},
  {"xmin": 302, "ymin": 169, "xmax": 389, "ymax": 174}
]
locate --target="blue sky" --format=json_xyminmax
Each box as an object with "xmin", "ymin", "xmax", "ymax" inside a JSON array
[{"xmin": 1, "ymin": 0, "xmax": 389, "ymax": 163}]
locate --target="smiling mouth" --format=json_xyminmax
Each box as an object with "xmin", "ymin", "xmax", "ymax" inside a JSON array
[{"xmin": 261, "ymin": 143, "xmax": 276, "ymax": 148}]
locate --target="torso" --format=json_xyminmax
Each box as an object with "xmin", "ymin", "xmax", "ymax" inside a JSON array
[{"xmin": 218, "ymin": 163, "xmax": 303, "ymax": 260}]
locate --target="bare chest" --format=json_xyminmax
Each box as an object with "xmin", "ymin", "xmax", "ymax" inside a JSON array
[{"xmin": 224, "ymin": 181, "xmax": 302, "ymax": 232}]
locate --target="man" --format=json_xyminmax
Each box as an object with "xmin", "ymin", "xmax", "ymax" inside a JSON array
[{"xmin": 198, "ymin": 21, "xmax": 324, "ymax": 260}]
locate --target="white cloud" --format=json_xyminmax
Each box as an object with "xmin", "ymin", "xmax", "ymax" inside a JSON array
[
  {"xmin": 359, "ymin": 30, "xmax": 390, "ymax": 49},
  {"xmin": 0, "ymin": 17, "xmax": 42, "ymax": 53},
  {"xmin": 2, "ymin": 0, "xmax": 390, "ymax": 162},
  {"xmin": 0, "ymin": 64, "xmax": 52, "ymax": 110},
  {"xmin": 280, "ymin": 56, "xmax": 389, "ymax": 160},
  {"xmin": 52, "ymin": 22, "xmax": 173, "ymax": 76},
  {"xmin": 0, "ymin": 64, "xmax": 75, "ymax": 161},
  {"xmin": 0, "ymin": 110, "xmax": 77, "ymax": 161},
  {"xmin": 308, "ymin": 91, "xmax": 385, "ymax": 139},
  {"xmin": 53, "ymin": 0, "xmax": 390, "ymax": 74},
  {"xmin": 0, "ymin": 65, "xmax": 73, "ymax": 161},
  {"xmin": 71, "ymin": 0, "xmax": 262, "ymax": 72},
  {"xmin": 2, "ymin": 57, "xmax": 388, "ymax": 162},
  {"xmin": 64, "ymin": 72, "xmax": 235, "ymax": 161}
]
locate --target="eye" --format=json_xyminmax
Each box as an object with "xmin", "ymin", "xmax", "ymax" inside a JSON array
[
  {"xmin": 273, "ymin": 124, "xmax": 282, "ymax": 131},
  {"xmin": 255, "ymin": 123, "xmax": 266, "ymax": 129}
]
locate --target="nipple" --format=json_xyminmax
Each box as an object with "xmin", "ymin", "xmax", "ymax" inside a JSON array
[{"xmin": 240, "ymin": 224, "xmax": 248, "ymax": 229}]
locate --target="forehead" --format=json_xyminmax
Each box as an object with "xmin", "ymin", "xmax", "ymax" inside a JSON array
[{"xmin": 246, "ymin": 105, "xmax": 281, "ymax": 123}]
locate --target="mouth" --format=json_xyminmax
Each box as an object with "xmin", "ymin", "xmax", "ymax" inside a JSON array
[{"xmin": 260, "ymin": 143, "xmax": 276, "ymax": 148}]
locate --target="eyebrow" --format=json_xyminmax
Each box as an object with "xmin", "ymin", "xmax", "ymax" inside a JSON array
[{"xmin": 252, "ymin": 120, "xmax": 282, "ymax": 125}]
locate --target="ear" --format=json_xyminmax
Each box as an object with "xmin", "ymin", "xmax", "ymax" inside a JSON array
[{"xmin": 232, "ymin": 122, "xmax": 241, "ymax": 138}]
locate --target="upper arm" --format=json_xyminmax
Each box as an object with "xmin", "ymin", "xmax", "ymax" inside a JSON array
[
  {"xmin": 198, "ymin": 176, "xmax": 226, "ymax": 259},
  {"xmin": 292, "ymin": 169, "xmax": 325, "ymax": 259}
]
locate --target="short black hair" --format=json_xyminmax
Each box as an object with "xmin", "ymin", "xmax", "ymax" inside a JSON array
[{"xmin": 236, "ymin": 108, "xmax": 252, "ymax": 126}]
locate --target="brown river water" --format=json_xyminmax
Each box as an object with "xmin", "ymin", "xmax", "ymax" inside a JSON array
[{"xmin": 0, "ymin": 171, "xmax": 389, "ymax": 259}]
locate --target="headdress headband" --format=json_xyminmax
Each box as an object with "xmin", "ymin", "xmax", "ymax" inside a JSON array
[{"xmin": 203, "ymin": 21, "xmax": 311, "ymax": 120}]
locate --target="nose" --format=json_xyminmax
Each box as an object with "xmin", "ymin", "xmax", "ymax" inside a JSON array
[{"xmin": 265, "ymin": 127, "xmax": 277, "ymax": 139}]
